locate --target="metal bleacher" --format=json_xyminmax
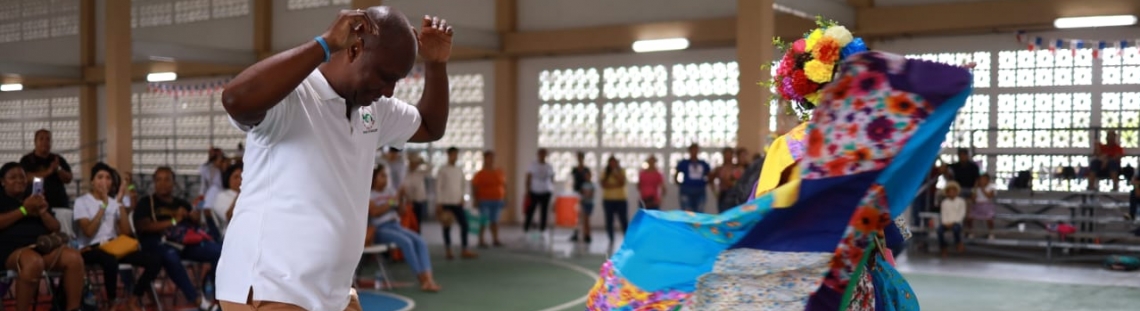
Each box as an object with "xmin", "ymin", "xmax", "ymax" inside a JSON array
[{"xmin": 910, "ymin": 190, "xmax": 1140, "ymax": 263}]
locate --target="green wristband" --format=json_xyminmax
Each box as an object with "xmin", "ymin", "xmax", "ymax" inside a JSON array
[
  {"xmin": 19, "ymin": 206, "xmax": 26, "ymax": 216},
  {"xmin": 171, "ymin": 219, "xmax": 177, "ymax": 226}
]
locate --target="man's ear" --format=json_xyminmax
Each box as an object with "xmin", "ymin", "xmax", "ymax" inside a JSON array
[{"xmin": 347, "ymin": 36, "xmax": 364, "ymax": 63}]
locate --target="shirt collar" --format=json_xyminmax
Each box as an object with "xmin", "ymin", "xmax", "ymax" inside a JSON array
[{"xmin": 308, "ymin": 69, "xmax": 343, "ymax": 102}]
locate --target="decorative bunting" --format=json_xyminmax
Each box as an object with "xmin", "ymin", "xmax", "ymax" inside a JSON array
[
  {"xmin": 148, "ymin": 78, "xmax": 232, "ymax": 96},
  {"xmin": 1015, "ymin": 31, "xmax": 1140, "ymax": 59}
]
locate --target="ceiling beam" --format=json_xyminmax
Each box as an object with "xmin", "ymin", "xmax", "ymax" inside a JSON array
[
  {"xmin": 775, "ymin": 0, "xmax": 855, "ymax": 26},
  {"xmin": 857, "ymin": 0, "xmax": 1140, "ymax": 37},
  {"xmin": 454, "ymin": 27, "xmax": 501, "ymax": 50},
  {"xmin": 133, "ymin": 41, "xmax": 257, "ymax": 66},
  {"xmin": 503, "ymin": 14, "xmax": 816, "ymax": 57},
  {"xmin": 0, "ymin": 62, "xmax": 81, "ymax": 80},
  {"xmin": 83, "ymin": 61, "xmax": 248, "ymax": 84}
]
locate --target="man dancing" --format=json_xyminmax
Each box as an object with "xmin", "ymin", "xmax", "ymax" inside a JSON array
[{"xmin": 216, "ymin": 7, "xmax": 454, "ymax": 311}]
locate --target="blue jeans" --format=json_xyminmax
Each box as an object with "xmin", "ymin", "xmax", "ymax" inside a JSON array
[
  {"xmin": 374, "ymin": 221, "xmax": 431, "ymax": 274},
  {"xmin": 478, "ymin": 200, "xmax": 505, "ymax": 226},
  {"xmin": 937, "ymin": 223, "xmax": 963, "ymax": 249},
  {"xmin": 141, "ymin": 240, "xmax": 222, "ymax": 302},
  {"xmin": 678, "ymin": 186, "xmax": 707, "ymax": 212}
]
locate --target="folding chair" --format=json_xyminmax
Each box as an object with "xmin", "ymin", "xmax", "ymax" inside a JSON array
[{"xmin": 359, "ymin": 244, "xmax": 398, "ymax": 290}]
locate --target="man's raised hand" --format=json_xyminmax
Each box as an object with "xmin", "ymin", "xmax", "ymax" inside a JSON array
[
  {"xmin": 322, "ymin": 9, "xmax": 380, "ymax": 53},
  {"xmin": 418, "ymin": 15, "xmax": 454, "ymax": 63}
]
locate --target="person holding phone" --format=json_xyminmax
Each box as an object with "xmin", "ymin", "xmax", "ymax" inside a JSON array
[
  {"xmin": 20, "ymin": 129, "xmax": 73, "ymax": 211},
  {"xmin": 216, "ymin": 6, "xmax": 456, "ymax": 311}
]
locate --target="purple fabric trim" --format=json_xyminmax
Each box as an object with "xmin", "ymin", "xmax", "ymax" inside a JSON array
[{"xmin": 886, "ymin": 58, "xmax": 974, "ymax": 107}]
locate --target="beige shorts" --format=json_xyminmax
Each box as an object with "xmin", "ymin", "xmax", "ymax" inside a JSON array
[{"xmin": 220, "ymin": 288, "xmax": 362, "ymax": 311}]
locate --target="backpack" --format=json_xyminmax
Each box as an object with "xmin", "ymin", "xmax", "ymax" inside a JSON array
[{"xmin": 1103, "ymin": 255, "xmax": 1140, "ymax": 271}]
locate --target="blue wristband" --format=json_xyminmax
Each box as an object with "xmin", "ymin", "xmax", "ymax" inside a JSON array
[{"xmin": 314, "ymin": 36, "xmax": 331, "ymax": 63}]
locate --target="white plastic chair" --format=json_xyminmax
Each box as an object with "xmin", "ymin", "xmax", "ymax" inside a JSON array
[{"xmin": 360, "ymin": 244, "xmax": 396, "ymax": 290}]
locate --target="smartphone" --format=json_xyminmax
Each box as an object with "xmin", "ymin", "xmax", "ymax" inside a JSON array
[{"xmin": 31, "ymin": 177, "xmax": 43, "ymax": 195}]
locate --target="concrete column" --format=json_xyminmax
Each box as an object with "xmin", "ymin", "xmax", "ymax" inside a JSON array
[
  {"xmin": 104, "ymin": 0, "xmax": 133, "ymax": 171},
  {"xmin": 736, "ymin": 0, "xmax": 776, "ymax": 152},
  {"xmin": 494, "ymin": 0, "xmax": 519, "ymax": 224}
]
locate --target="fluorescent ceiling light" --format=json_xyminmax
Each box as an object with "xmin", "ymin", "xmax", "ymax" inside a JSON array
[
  {"xmin": 1054, "ymin": 15, "xmax": 1137, "ymax": 29},
  {"xmin": 632, "ymin": 38, "xmax": 689, "ymax": 53},
  {"xmin": 147, "ymin": 72, "xmax": 177, "ymax": 82},
  {"xmin": 0, "ymin": 84, "xmax": 22, "ymax": 92}
]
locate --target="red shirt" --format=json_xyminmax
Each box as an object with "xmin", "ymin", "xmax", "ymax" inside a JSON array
[
  {"xmin": 638, "ymin": 169, "xmax": 664, "ymax": 201},
  {"xmin": 1100, "ymin": 143, "xmax": 1124, "ymax": 158}
]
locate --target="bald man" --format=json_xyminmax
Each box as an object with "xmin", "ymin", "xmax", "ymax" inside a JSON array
[{"xmin": 216, "ymin": 7, "xmax": 453, "ymax": 311}]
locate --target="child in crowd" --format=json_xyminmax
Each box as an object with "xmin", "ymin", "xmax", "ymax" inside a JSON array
[
  {"xmin": 577, "ymin": 170, "xmax": 596, "ymax": 243},
  {"xmin": 938, "ymin": 182, "xmax": 967, "ymax": 257},
  {"xmin": 969, "ymin": 174, "xmax": 997, "ymax": 239}
]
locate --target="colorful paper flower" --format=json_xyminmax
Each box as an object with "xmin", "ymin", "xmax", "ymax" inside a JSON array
[
  {"xmin": 813, "ymin": 37, "xmax": 841, "ymax": 64},
  {"xmin": 824, "ymin": 26, "xmax": 854, "ymax": 46},
  {"xmin": 805, "ymin": 29, "xmax": 823, "ymax": 51},
  {"xmin": 791, "ymin": 71, "xmax": 819, "ymax": 97},
  {"xmin": 804, "ymin": 60, "xmax": 835, "ymax": 83},
  {"xmin": 792, "ymin": 38, "xmax": 806, "ymax": 53}
]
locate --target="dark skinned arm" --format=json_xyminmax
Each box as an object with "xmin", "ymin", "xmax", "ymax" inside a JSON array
[
  {"xmin": 76, "ymin": 208, "xmax": 105, "ymax": 238},
  {"xmin": 0, "ymin": 209, "xmax": 23, "ymax": 230},
  {"xmin": 222, "ymin": 10, "xmax": 375, "ymax": 126},
  {"xmin": 39, "ymin": 209, "xmax": 60, "ymax": 233},
  {"xmin": 116, "ymin": 205, "xmax": 132, "ymax": 237},
  {"xmin": 407, "ymin": 62, "xmax": 449, "ymax": 142}
]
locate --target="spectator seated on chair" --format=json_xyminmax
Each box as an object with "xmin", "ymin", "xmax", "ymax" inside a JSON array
[
  {"xmin": 368, "ymin": 165, "xmax": 441, "ymax": 292},
  {"xmin": 73, "ymin": 162, "xmax": 162, "ymax": 311},
  {"xmin": 0, "ymin": 162, "xmax": 85, "ymax": 311},
  {"xmin": 133, "ymin": 166, "xmax": 221, "ymax": 311}
]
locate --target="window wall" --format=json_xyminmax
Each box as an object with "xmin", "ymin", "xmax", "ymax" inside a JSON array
[
  {"xmin": 393, "ymin": 62, "xmax": 494, "ymax": 180},
  {"xmin": 0, "ymin": 89, "xmax": 83, "ymax": 198},
  {"xmin": 894, "ymin": 30, "xmax": 1140, "ymax": 191}
]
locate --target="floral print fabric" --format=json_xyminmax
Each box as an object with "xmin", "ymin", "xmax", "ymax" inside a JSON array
[
  {"xmin": 685, "ymin": 249, "xmax": 832, "ymax": 311},
  {"xmin": 587, "ymin": 260, "xmax": 691, "ymax": 311}
]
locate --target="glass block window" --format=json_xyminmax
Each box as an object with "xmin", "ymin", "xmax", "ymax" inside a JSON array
[
  {"xmin": 672, "ymin": 62, "xmax": 739, "ymax": 96},
  {"xmin": 907, "ymin": 52, "xmax": 991, "ymax": 88},
  {"xmin": 450, "ymin": 74, "xmax": 485, "ymax": 104},
  {"xmin": 1102, "ymin": 48, "xmax": 1140, "ymax": 85},
  {"xmin": 540, "ymin": 68, "xmax": 600, "ymax": 102},
  {"xmin": 133, "ymin": 0, "xmax": 249, "ymax": 29},
  {"xmin": 944, "ymin": 95, "xmax": 989, "ymax": 148},
  {"xmin": 432, "ymin": 106, "xmax": 484, "ymax": 149},
  {"xmin": 546, "ymin": 151, "xmax": 598, "ymax": 183},
  {"xmin": 174, "ymin": 0, "xmax": 212, "ymax": 24},
  {"xmin": 287, "ymin": 0, "xmax": 349, "ymax": 10},
  {"xmin": 995, "ymin": 93, "xmax": 1091, "ymax": 149},
  {"xmin": 131, "ymin": 86, "xmax": 244, "ymax": 177},
  {"xmin": 991, "ymin": 154, "xmax": 1094, "ymax": 191},
  {"xmin": 1102, "ymin": 92, "xmax": 1140, "ymax": 148},
  {"xmin": 602, "ymin": 101, "xmax": 666, "ymax": 148},
  {"xmin": 0, "ymin": 95, "xmax": 83, "ymax": 197},
  {"xmin": 997, "ymin": 50, "xmax": 1093, "ymax": 87},
  {"xmin": 0, "ymin": 0, "xmax": 75, "ymax": 42},
  {"xmin": 389, "ymin": 70, "xmax": 491, "ymax": 183},
  {"xmin": 539, "ymin": 103, "xmax": 598, "ymax": 148},
  {"xmin": 670, "ymin": 99, "xmax": 738, "ymax": 148},
  {"xmin": 605, "ymin": 65, "xmax": 668, "ymax": 99}
]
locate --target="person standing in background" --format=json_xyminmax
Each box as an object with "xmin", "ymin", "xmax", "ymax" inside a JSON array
[
  {"xmin": 638, "ymin": 156, "xmax": 665, "ymax": 210},
  {"xmin": 569, "ymin": 151, "xmax": 592, "ymax": 242},
  {"xmin": 471, "ymin": 150, "xmax": 506, "ymax": 247},
  {"xmin": 384, "ymin": 147, "xmax": 407, "ymax": 192},
  {"xmin": 401, "ymin": 154, "xmax": 429, "ymax": 232},
  {"xmin": 711, "ymin": 147, "xmax": 740, "ymax": 213},
  {"xmin": 436, "ymin": 147, "xmax": 476, "ymax": 259},
  {"xmin": 674, "ymin": 143, "xmax": 711, "ymax": 213},
  {"xmin": 600, "ymin": 156, "xmax": 629, "ymax": 246},
  {"xmin": 20, "ymin": 129, "xmax": 73, "ymax": 210},
  {"xmin": 199, "ymin": 147, "xmax": 227, "ymax": 215},
  {"xmin": 524, "ymin": 148, "xmax": 556, "ymax": 234},
  {"xmin": 946, "ymin": 148, "xmax": 980, "ymax": 199}
]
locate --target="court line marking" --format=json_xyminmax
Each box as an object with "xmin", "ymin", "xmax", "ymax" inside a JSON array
[
  {"xmin": 503, "ymin": 252, "xmax": 600, "ymax": 311},
  {"xmin": 358, "ymin": 289, "xmax": 416, "ymax": 311}
]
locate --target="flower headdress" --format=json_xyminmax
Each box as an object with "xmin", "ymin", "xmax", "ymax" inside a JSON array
[{"xmin": 765, "ymin": 17, "xmax": 867, "ymax": 120}]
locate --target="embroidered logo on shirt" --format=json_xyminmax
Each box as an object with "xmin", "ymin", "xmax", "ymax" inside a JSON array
[{"xmin": 361, "ymin": 108, "xmax": 378, "ymax": 133}]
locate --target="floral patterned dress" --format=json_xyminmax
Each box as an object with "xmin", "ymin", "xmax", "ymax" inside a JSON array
[{"xmin": 585, "ymin": 51, "xmax": 975, "ymax": 311}]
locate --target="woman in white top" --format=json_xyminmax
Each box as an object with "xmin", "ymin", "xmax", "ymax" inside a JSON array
[
  {"xmin": 74, "ymin": 163, "xmax": 161, "ymax": 311},
  {"xmin": 210, "ymin": 163, "xmax": 243, "ymax": 230},
  {"xmin": 400, "ymin": 155, "xmax": 428, "ymax": 232},
  {"xmin": 368, "ymin": 165, "xmax": 440, "ymax": 292},
  {"xmin": 938, "ymin": 182, "xmax": 967, "ymax": 257},
  {"xmin": 198, "ymin": 148, "xmax": 227, "ymax": 212}
]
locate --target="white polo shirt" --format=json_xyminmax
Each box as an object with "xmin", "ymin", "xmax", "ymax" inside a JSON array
[{"xmin": 216, "ymin": 69, "xmax": 421, "ymax": 311}]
